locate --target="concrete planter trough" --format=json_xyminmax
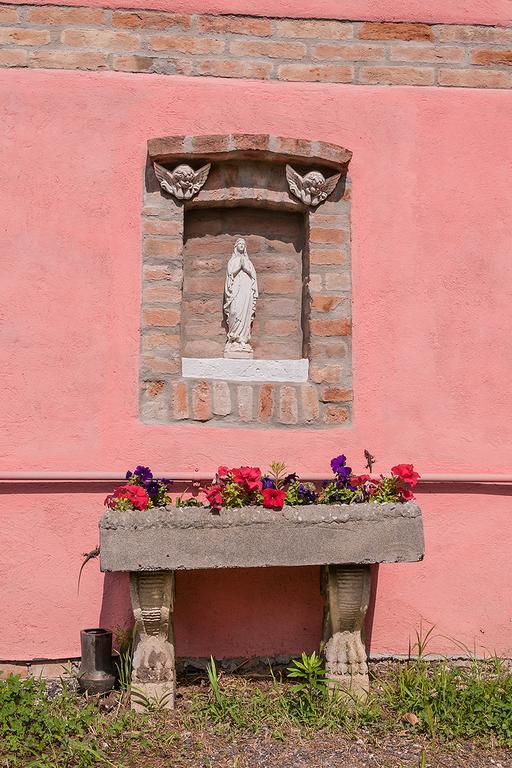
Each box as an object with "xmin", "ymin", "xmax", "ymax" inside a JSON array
[{"xmin": 99, "ymin": 503, "xmax": 424, "ymax": 710}]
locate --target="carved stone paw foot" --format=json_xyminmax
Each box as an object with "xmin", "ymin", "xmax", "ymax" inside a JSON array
[{"xmin": 325, "ymin": 630, "xmax": 369, "ymax": 700}]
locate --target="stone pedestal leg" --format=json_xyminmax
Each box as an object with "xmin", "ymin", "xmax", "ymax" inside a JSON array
[
  {"xmin": 129, "ymin": 571, "xmax": 175, "ymax": 711},
  {"xmin": 321, "ymin": 564, "xmax": 371, "ymax": 700}
]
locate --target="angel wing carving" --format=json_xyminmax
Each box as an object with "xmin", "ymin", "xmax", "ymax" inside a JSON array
[
  {"xmin": 153, "ymin": 162, "xmax": 211, "ymax": 200},
  {"xmin": 286, "ymin": 164, "xmax": 341, "ymax": 207}
]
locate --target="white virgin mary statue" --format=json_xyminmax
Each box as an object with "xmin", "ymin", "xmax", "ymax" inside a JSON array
[{"xmin": 223, "ymin": 238, "xmax": 258, "ymax": 358}]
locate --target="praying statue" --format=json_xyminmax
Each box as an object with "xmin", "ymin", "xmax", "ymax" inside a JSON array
[{"xmin": 223, "ymin": 238, "xmax": 258, "ymax": 358}]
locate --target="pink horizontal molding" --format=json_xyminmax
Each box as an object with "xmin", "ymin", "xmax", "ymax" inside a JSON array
[
  {"xmin": 2, "ymin": 0, "xmax": 512, "ymax": 26},
  {"xmin": 1, "ymin": 473, "xmax": 512, "ymax": 483},
  {"xmin": 148, "ymin": 134, "xmax": 353, "ymax": 170}
]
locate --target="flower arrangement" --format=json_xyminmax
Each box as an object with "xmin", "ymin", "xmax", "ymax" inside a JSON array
[
  {"xmin": 103, "ymin": 455, "xmax": 419, "ymax": 513},
  {"xmin": 104, "ymin": 466, "xmax": 172, "ymax": 512}
]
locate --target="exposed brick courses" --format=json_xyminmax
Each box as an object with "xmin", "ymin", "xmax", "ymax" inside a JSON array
[{"xmin": 0, "ymin": 5, "xmax": 511, "ymax": 88}]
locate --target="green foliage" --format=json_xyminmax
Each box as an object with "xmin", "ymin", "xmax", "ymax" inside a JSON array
[
  {"xmin": 378, "ymin": 655, "xmax": 512, "ymax": 743},
  {"xmin": 319, "ymin": 481, "xmax": 357, "ymax": 505},
  {"xmin": 220, "ymin": 481, "xmax": 262, "ymax": 508},
  {"xmin": 0, "ymin": 674, "xmax": 104, "ymax": 767},
  {"xmin": 114, "ymin": 624, "xmax": 135, "ymax": 692},
  {"xmin": 370, "ymin": 475, "xmax": 401, "ymax": 503},
  {"xmin": 267, "ymin": 462, "xmax": 287, "ymax": 490},
  {"xmin": 175, "ymin": 495, "xmax": 202, "ymax": 507},
  {"xmin": 286, "ymin": 651, "xmax": 327, "ymax": 694},
  {"xmin": 285, "ymin": 480, "xmax": 317, "ymax": 505}
]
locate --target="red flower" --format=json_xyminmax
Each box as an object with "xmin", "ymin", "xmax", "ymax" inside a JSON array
[
  {"xmin": 231, "ymin": 466, "xmax": 262, "ymax": 492},
  {"xmin": 216, "ymin": 466, "xmax": 230, "ymax": 482},
  {"xmin": 350, "ymin": 474, "xmax": 371, "ymax": 487},
  {"xmin": 262, "ymin": 488, "xmax": 286, "ymax": 511},
  {"xmin": 105, "ymin": 483, "xmax": 149, "ymax": 510},
  {"xmin": 206, "ymin": 485, "xmax": 223, "ymax": 509},
  {"xmin": 391, "ymin": 463, "xmax": 420, "ymax": 488},
  {"xmin": 400, "ymin": 488, "xmax": 415, "ymax": 501}
]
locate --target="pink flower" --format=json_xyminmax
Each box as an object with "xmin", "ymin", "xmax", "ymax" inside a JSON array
[
  {"xmin": 391, "ymin": 463, "xmax": 420, "ymax": 488},
  {"xmin": 231, "ymin": 466, "xmax": 262, "ymax": 492},
  {"xmin": 105, "ymin": 483, "xmax": 149, "ymax": 511},
  {"xmin": 350, "ymin": 474, "xmax": 371, "ymax": 487},
  {"xmin": 206, "ymin": 485, "xmax": 223, "ymax": 509},
  {"xmin": 262, "ymin": 488, "xmax": 286, "ymax": 510}
]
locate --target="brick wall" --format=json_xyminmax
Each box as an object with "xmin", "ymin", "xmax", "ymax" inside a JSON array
[
  {"xmin": 140, "ymin": 134, "xmax": 352, "ymax": 428},
  {"xmin": 0, "ymin": 5, "xmax": 511, "ymax": 88},
  {"xmin": 183, "ymin": 207, "xmax": 305, "ymax": 360}
]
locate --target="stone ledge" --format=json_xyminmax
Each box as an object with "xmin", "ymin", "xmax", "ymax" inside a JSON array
[
  {"xmin": 182, "ymin": 358, "xmax": 309, "ymax": 383},
  {"xmin": 99, "ymin": 502, "xmax": 424, "ymax": 571}
]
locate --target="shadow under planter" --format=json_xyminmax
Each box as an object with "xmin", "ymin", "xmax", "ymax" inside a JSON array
[{"xmin": 99, "ymin": 503, "xmax": 424, "ymax": 709}]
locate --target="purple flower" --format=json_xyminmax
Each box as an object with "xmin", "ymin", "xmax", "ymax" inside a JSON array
[
  {"xmin": 261, "ymin": 476, "xmax": 276, "ymax": 490},
  {"xmin": 134, "ymin": 465, "xmax": 153, "ymax": 483},
  {"xmin": 298, "ymin": 484, "xmax": 317, "ymax": 503},
  {"xmin": 335, "ymin": 466, "xmax": 352, "ymax": 487},
  {"xmin": 283, "ymin": 473, "xmax": 298, "ymax": 486},
  {"xmin": 330, "ymin": 455, "xmax": 347, "ymax": 474}
]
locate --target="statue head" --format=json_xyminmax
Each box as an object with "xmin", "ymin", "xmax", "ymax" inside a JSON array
[
  {"xmin": 302, "ymin": 171, "xmax": 327, "ymax": 196},
  {"xmin": 234, "ymin": 238, "xmax": 247, "ymax": 254},
  {"xmin": 172, "ymin": 164, "xmax": 197, "ymax": 191}
]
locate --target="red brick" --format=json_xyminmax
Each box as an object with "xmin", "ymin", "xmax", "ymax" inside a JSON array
[
  {"xmin": 143, "ymin": 219, "xmax": 182, "ymax": 237},
  {"xmin": 301, "ymin": 384, "xmax": 320, "ymax": 423},
  {"xmin": 309, "ymin": 248, "xmax": 346, "ymax": 266},
  {"xmin": 309, "ymin": 340, "xmax": 349, "ymax": 360},
  {"xmin": 192, "ymin": 381, "xmax": 211, "ymax": 421},
  {"xmin": 142, "ymin": 356, "xmax": 180, "ymax": 375},
  {"xmin": 112, "ymin": 11, "xmax": 191, "ymax": 30},
  {"xmin": 258, "ymin": 297, "xmax": 300, "ymax": 316},
  {"xmin": 142, "ymin": 332, "xmax": 180, "ymax": 351},
  {"xmin": 183, "ymin": 339, "xmax": 224, "ymax": 356},
  {"xmin": 237, "ymin": 385, "xmax": 254, "ymax": 422},
  {"xmin": 278, "ymin": 63, "xmax": 353, "ymax": 82},
  {"xmin": 323, "ymin": 406, "xmax": 350, "ymax": 424},
  {"xmin": 212, "ymin": 381, "xmax": 231, "ymax": 416},
  {"xmin": 260, "ymin": 275, "xmax": 297, "ymax": 295},
  {"xmin": 190, "ymin": 258, "xmax": 223, "ymax": 273},
  {"xmin": 0, "ymin": 6, "xmax": 19, "ymax": 22},
  {"xmin": 229, "ymin": 39, "xmax": 306, "ymax": 59},
  {"xmin": 144, "ymin": 238, "xmax": 181, "ymax": 258},
  {"xmin": 28, "ymin": 7, "xmax": 107, "ymax": 24},
  {"xmin": 308, "ymin": 274, "xmax": 323, "ymax": 292},
  {"xmin": 310, "ymin": 364, "xmax": 343, "ymax": 384},
  {"xmin": 358, "ymin": 22, "xmax": 433, "ymax": 41},
  {"xmin": 143, "ymin": 308, "xmax": 180, "ymax": 327},
  {"xmin": 312, "ymin": 43, "xmax": 385, "ymax": 60},
  {"xmin": 359, "ymin": 65, "xmax": 435, "ymax": 85},
  {"xmin": 438, "ymin": 25, "xmax": 512, "ymax": 44},
  {"xmin": 149, "ymin": 34, "xmax": 224, "ymax": 54},
  {"xmin": 311, "ymin": 295, "xmax": 343, "ymax": 313},
  {"xmin": 143, "ymin": 264, "xmax": 183, "ymax": 283},
  {"xmin": 275, "ymin": 20, "xmax": 353, "ymax": 40},
  {"xmin": 194, "ymin": 59, "xmax": 273, "ymax": 79},
  {"xmin": 0, "ymin": 27, "xmax": 50, "ymax": 45},
  {"xmin": 279, "ymin": 386, "xmax": 298, "ymax": 425},
  {"xmin": 113, "ymin": 55, "xmax": 156, "ymax": 73},
  {"xmin": 0, "ymin": 49, "xmax": 27, "ymax": 67},
  {"xmin": 30, "ymin": 51, "xmax": 109, "ymax": 69},
  {"xmin": 321, "ymin": 387, "xmax": 353, "ymax": 403},
  {"xmin": 325, "ymin": 272, "xmax": 351, "ymax": 291},
  {"xmin": 171, "ymin": 381, "xmax": 189, "ymax": 420},
  {"xmin": 146, "ymin": 380, "xmax": 165, "ymax": 397},
  {"xmin": 264, "ymin": 318, "xmax": 297, "ymax": 337},
  {"xmin": 0, "ymin": 663, "xmax": 28, "ymax": 678},
  {"xmin": 62, "ymin": 29, "xmax": 140, "ymax": 50},
  {"xmin": 184, "ymin": 298, "xmax": 221, "ymax": 316},
  {"xmin": 310, "ymin": 227, "xmax": 346, "ymax": 245},
  {"xmin": 143, "ymin": 284, "xmax": 181, "ymax": 303},
  {"xmin": 389, "ymin": 44, "xmax": 465, "ymax": 64},
  {"xmin": 471, "ymin": 49, "xmax": 512, "ymax": 66},
  {"xmin": 185, "ymin": 276, "xmax": 224, "ymax": 295},
  {"xmin": 258, "ymin": 383, "xmax": 274, "ymax": 421},
  {"xmin": 198, "ymin": 15, "xmax": 272, "ymax": 36},
  {"xmin": 310, "ymin": 319, "xmax": 351, "ymax": 337},
  {"xmin": 438, "ymin": 68, "xmax": 512, "ymax": 88}
]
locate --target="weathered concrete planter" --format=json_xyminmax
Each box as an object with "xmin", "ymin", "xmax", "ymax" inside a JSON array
[{"xmin": 99, "ymin": 503, "xmax": 424, "ymax": 709}]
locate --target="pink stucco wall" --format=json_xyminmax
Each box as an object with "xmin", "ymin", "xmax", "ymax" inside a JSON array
[
  {"xmin": 1, "ymin": 69, "xmax": 511, "ymax": 660},
  {"xmin": 4, "ymin": 0, "xmax": 512, "ymax": 25}
]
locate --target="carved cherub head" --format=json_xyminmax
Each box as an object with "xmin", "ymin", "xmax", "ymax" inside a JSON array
[
  {"xmin": 286, "ymin": 165, "xmax": 342, "ymax": 207},
  {"xmin": 153, "ymin": 162, "xmax": 211, "ymax": 200}
]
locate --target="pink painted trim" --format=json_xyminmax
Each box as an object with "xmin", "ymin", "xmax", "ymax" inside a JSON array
[{"xmin": 1, "ymin": 0, "xmax": 511, "ymax": 25}]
